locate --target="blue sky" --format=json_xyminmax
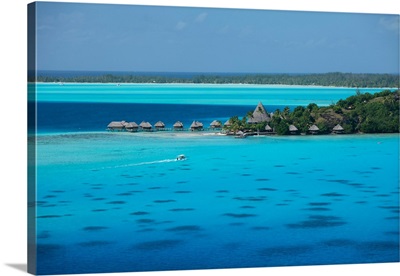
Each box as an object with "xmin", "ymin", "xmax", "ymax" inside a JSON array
[{"xmin": 35, "ymin": 2, "xmax": 399, "ymax": 74}]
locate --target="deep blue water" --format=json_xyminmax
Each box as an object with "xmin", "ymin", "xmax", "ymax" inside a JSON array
[{"xmin": 35, "ymin": 102, "xmax": 280, "ymax": 133}]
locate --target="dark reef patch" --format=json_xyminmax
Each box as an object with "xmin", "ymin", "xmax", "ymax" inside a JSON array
[
  {"xmin": 223, "ymin": 213, "xmax": 257, "ymax": 218},
  {"xmin": 107, "ymin": 201, "xmax": 126, "ymax": 204},
  {"xmin": 302, "ymin": 207, "xmax": 331, "ymax": 212},
  {"xmin": 136, "ymin": 219, "xmax": 155, "ymax": 224},
  {"xmin": 82, "ymin": 226, "xmax": 109, "ymax": 232},
  {"xmin": 92, "ymin": 197, "xmax": 106, "ymax": 201},
  {"xmin": 165, "ymin": 225, "xmax": 202, "ymax": 232},
  {"xmin": 174, "ymin": 191, "xmax": 192, "ymax": 194},
  {"xmin": 133, "ymin": 239, "xmax": 183, "ymax": 251},
  {"xmin": 92, "ymin": 209, "xmax": 108, "ymax": 212},
  {"xmin": 308, "ymin": 202, "xmax": 331, "ymax": 206},
  {"xmin": 233, "ymin": 196, "xmax": 267, "ymax": 202},
  {"xmin": 131, "ymin": 211, "xmax": 150, "ymax": 216},
  {"xmin": 286, "ymin": 215, "xmax": 347, "ymax": 229},
  {"xmin": 116, "ymin": 192, "xmax": 133, "ymax": 196},
  {"xmin": 78, "ymin": 241, "xmax": 114, "ymax": 247},
  {"xmin": 258, "ymin": 188, "xmax": 277, "ymax": 191},
  {"xmin": 169, "ymin": 208, "xmax": 195, "ymax": 212},
  {"xmin": 216, "ymin": 190, "xmax": 229, "ymax": 193},
  {"xmin": 154, "ymin": 199, "xmax": 176, "ymax": 203},
  {"xmin": 255, "ymin": 178, "xmax": 270, "ymax": 182},
  {"xmin": 321, "ymin": 192, "xmax": 347, "ymax": 197},
  {"xmin": 240, "ymin": 205, "xmax": 255, "ymax": 209}
]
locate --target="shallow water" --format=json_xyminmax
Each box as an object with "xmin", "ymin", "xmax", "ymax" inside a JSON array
[{"xmin": 33, "ymin": 132, "xmax": 399, "ymax": 274}]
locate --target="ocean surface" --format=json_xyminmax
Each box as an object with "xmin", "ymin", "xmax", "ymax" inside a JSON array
[{"xmin": 30, "ymin": 83, "xmax": 399, "ymax": 275}]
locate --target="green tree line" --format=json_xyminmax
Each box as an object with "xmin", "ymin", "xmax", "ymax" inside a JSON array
[{"xmin": 33, "ymin": 72, "xmax": 399, "ymax": 88}]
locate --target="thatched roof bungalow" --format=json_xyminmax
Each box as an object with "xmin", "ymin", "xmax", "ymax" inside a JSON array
[
  {"xmin": 124, "ymin": 122, "xmax": 139, "ymax": 132},
  {"xmin": 210, "ymin": 120, "xmax": 222, "ymax": 129},
  {"xmin": 265, "ymin": 124, "xmax": 273, "ymax": 132},
  {"xmin": 173, "ymin": 121, "xmax": 184, "ymax": 130},
  {"xmin": 248, "ymin": 102, "xmax": 271, "ymax": 124},
  {"xmin": 154, "ymin": 121, "xmax": 165, "ymax": 129},
  {"xmin": 139, "ymin": 121, "xmax": 152, "ymax": 130},
  {"xmin": 190, "ymin": 121, "xmax": 203, "ymax": 131},
  {"xmin": 332, "ymin": 124, "xmax": 344, "ymax": 134},
  {"xmin": 289, "ymin": 124, "xmax": 298, "ymax": 134},
  {"xmin": 107, "ymin": 121, "xmax": 125, "ymax": 131},
  {"xmin": 308, "ymin": 124, "xmax": 319, "ymax": 134},
  {"xmin": 224, "ymin": 119, "xmax": 232, "ymax": 127}
]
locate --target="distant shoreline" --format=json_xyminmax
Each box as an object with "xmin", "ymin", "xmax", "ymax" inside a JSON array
[
  {"xmin": 30, "ymin": 82, "xmax": 398, "ymax": 90},
  {"xmin": 29, "ymin": 72, "xmax": 399, "ymax": 88}
]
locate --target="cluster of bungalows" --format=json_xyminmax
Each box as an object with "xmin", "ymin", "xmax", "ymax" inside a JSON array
[
  {"xmin": 107, "ymin": 102, "xmax": 346, "ymax": 135},
  {"xmin": 229, "ymin": 102, "xmax": 345, "ymax": 137},
  {"xmin": 107, "ymin": 120, "xmax": 223, "ymax": 132}
]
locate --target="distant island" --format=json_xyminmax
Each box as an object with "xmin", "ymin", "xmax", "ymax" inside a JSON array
[{"xmin": 33, "ymin": 72, "xmax": 398, "ymax": 88}]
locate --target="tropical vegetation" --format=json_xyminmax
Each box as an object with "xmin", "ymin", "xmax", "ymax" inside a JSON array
[
  {"xmin": 33, "ymin": 72, "xmax": 398, "ymax": 88},
  {"xmin": 224, "ymin": 90, "xmax": 400, "ymax": 135}
]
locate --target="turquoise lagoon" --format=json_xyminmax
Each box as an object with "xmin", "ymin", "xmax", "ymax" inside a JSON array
[{"xmin": 31, "ymin": 84, "xmax": 399, "ymax": 274}]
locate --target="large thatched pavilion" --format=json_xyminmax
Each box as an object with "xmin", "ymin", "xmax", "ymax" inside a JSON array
[{"xmin": 247, "ymin": 102, "xmax": 271, "ymax": 124}]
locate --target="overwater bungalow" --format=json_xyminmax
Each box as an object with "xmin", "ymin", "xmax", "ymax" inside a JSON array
[
  {"xmin": 248, "ymin": 102, "xmax": 271, "ymax": 124},
  {"xmin": 289, "ymin": 124, "xmax": 299, "ymax": 134},
  {"xmin": 154, "ymin": 121, "xmax": 165, "ymax": 130},
  {"xmin": 139, "ymin": 121, "xmax": 152, "ymax": 131},
  {"xmin": 332, "ymin": 124, "xmax": 344, "ymax": 134},
  {"xmin": 190, "ymin": 121, "xmax": 203, "ymax": 131},
  {"xmin": 308, "ymin": 124, "xmax": 320, "ymax": 134},
  {"xmin": 124, "ymin": 122, "xmax": 139, "ymax": 132},
  {"xmin": 224, "ymin": 119, "xmax": 232, "ymax": 127},
  {"xmin": 173, "ymin": 121, "xmax": 184, "ymax": 130},
  {"xmin": 210, "ymin": 120, "xmax": 222, "ymax": 129},
  {"xmin": 107, "ymin": 121, "xmax": 125, "ymax": 131}
]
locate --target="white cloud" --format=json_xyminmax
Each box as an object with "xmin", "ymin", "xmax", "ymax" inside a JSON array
[
  {"xmin": 195, "ymin": 12, "xmax": 208, "ymax": 23},
  {"xmin": 175, "ymin": 21, "xmax": 187, "ymax": 30}
]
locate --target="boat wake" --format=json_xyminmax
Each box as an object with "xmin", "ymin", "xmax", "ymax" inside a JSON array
[{"xmin": 96, "ymin": 156, "xmax": 185, "ymax": 170}]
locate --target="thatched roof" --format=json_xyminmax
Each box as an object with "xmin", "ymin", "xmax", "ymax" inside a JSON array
[
  {"xmin": 190, "ymin": 121, "xmax": 203, "ymax": 129},
  {"xmin": 124, "ymin": 122, "xmax": 139, "ymax": 128},
  {"xmin": 248, "ymin": 102, "xmax": 271, "ymax": 123},
  {"xmin": 224, "ymin": 119, "xmax": 232, "ymax": 126},
  {"xmin": 289, "ymin": 125, "xmax": 298, "ymax": 131},
  {"xmin": 210, "ymin": 120, "xmax": 222, "ymax": 128},
  {"xmin": 173, "ymin": 121, "xmax": 184, "ymax": 128},
  {"xmin": 107, "ymin": 121, "xmax": 125, "ymax": 128},
  {"xmin": 154, "ymin": 121, "xmax": 165, "ymax": 128},
  {"xmin": 140, "ymin": 121, "xmax": 152, "ymax": 129},
  {"xmin": 333, "ymin": 124, "xmax": 344, "ymax": 131},
  {"xmin": 265, "ymin": 124, "xmax": 272, "ymax": 131},
  {"xmin": 309, "ymin": 124, "xmax": 319, "ymax": 131}
]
